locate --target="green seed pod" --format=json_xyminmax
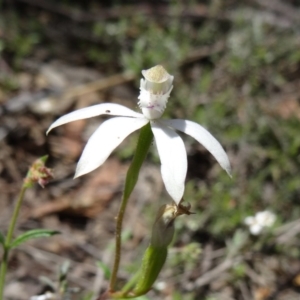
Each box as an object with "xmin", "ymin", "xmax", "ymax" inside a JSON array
[
  {"xmin": 132, "ymin": 204, "xmax": 176, "ymax": 296},
  {"xmin": 132, "ymin": 245, "xmax": 168, "ymax": 296},
  {"xmin": 117, "ymin": 201, "xmax": 193, "ymax": 298},
  {"xmin": 132, "ymin": 202, "xmax": 193, "ymax": 296}
]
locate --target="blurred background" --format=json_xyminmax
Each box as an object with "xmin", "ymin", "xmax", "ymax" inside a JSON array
[{"xmin": 1, "ymin": 0, "xmax": 300, "ymax": 299}]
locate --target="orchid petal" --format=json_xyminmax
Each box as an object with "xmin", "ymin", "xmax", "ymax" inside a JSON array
[
  {"xmin": 47, "ymin": 103, "xmax": 144, "ymax": 134},
  {"xmin": 75, "ymin": 117, "xmax": 148, "ymax": 177},
  {"xmin": 151, "ymin": 121, "xmax": 187, "ymax": 204},
  {"xmin": 161, "ymin": 119, "xmax": 231, "ymax": 176}
]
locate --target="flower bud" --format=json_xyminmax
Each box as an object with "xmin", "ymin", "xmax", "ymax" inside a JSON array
[
  {"xmin": 151, "ymin": 204, "xmax": 177, "ymax": 248},
  {"xmin": 24, "ymin": 155, "xmax": 53, "ymax": 188},
  {"xmin": 151, "ymin": 201, "xmax": 193, "ymax": 248}
]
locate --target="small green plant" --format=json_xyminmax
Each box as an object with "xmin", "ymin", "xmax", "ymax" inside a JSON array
[
  {"xmin": 31, "ymin": 261, "xmax": 82, "ymax": 300},
  {"xmin": 0, "ymin": 156, "xmax": 59, "ymax": 300}
]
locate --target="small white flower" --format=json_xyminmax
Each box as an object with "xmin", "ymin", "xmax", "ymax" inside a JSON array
[
  {"xmin": 47, "ymin": 65, "xmax": 231, "ymax": 204},
  {"xmin": 30, "ymin": 292, "xmax": 54, "ymax": 300},
  {"xmin": 244, "ymin": 210, "xmax": 276, "ymax": 235},
  {"xmin": 256, "ymin": 211, "xmax": 276, "ymax": 227}
]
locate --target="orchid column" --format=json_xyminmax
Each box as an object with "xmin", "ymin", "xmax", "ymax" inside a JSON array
[{"xmin": 47, "ymin": 65, "xmax": 231, "ymax": 297}]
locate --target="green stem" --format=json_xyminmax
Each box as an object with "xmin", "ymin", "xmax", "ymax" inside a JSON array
[
  {"xmin": 0, "ymin": 185, "xmax": 27, "ymax": 299},
  {"xmin": 109, "ymin": 123, "xmax": 153, "ymax": 292},
  {"xmin": 0, "ymin": 251, "xmax": 8, "ymax": 300},
  {"xmin": 5, "ymin": 185, "xmax": 27, "ymax": 246},
  {"xmin": 120, "ymin": 269, "xmax": 141, "ymax": 295}
]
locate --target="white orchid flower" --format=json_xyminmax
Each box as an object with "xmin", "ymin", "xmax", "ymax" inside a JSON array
[{"xmin": 47, "ymin": 65, "xmax": 231, "ymax": 204}]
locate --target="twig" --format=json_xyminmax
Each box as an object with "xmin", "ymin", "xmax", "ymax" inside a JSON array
[
  {"xmin": 275, "ymin": 219, "xmax": 300, "ymax": 244},
  {"xmin": 252, "ymin": 0, "xmax": 300, "ymax": 24},
  {"xmin": 238, "ymin": 280, "xmax": 252, "ymax": 300},
  {"xmin": 34, "ymin": 41, "xmax": 226, "ymax": 111},
  {"xmin": 228, "ymin": 8, "xmax": 294, "ymax": 29},
  {"xmin": 244, "ymin": 264, "xmax": 268, "ymax": 286},
  {"xmin": 12, "ymin": 1, "xmax": 220, "ymax": 23},
  {"xmin": 42, "ymin": 71, "xmax": 134, "ymax": 109},
  {"xmin": 193, "ymin": 256, "xmax": 241, "ymax": 288},
  {"xmin": 21, "ymin": 244, "xmax": 97, "ymax": 289},
  {"xmin": 266, "ymin": 270, "xmax": 300, "ymax": 300},
  {"xmin": 180, "ymin": 41, "xmax": 226, "ymax": 65},
  {"xmin": 29, "ymin": 71, "xmax": 136, "ymax": 115}
]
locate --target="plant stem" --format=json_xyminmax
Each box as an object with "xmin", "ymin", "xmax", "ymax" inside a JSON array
[
  {"xmin": 109, "ymin": 123, "xmax": 153, "ymax": 292},
  {"xmin": 0, "ymin": 251, "xmax": 8, "ymax": 300},
  {"xmin": 5, "ymin": 185, "xmax": 27, "ymax": 246},
  {"xmin": 0, "ymin": 185, "xmax": 27, "ymax": 299}
]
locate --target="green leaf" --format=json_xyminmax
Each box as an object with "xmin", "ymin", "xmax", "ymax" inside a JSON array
[
  {"xmin": 97, "ymin": 261, "xmax": 111, "ymax": 280},
  {"xmin": 10, "ymin": 229, "xmax": 60, "ymax": 249},
  {"xmin": 79, "ymin": 292, "xmax": 93, "ymax": 300},
  {"xmin": 0, "ymin": 231, "xmax": 5, "ymax": 246}
]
